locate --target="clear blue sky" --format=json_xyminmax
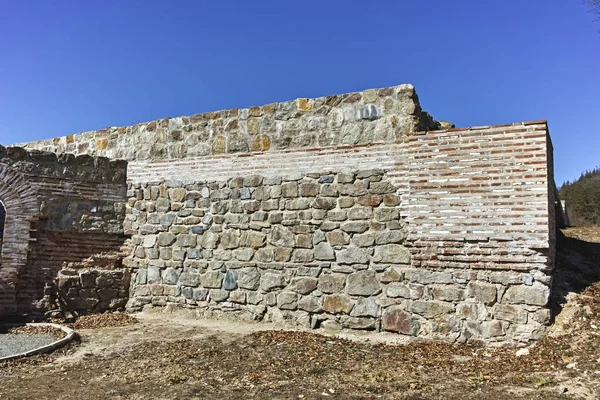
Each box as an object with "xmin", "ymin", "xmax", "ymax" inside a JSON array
[{"xmin": 0, "ymin": 0, "xmax": 598, "ymax": 185}]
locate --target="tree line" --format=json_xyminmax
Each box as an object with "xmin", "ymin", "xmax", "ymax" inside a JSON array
[{"xmin": 560, "ymin": 166, "xmax": 600, "ymax": 226}]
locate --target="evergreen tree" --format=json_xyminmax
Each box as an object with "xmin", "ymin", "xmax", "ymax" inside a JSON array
[{"xmin": 559, "ymin": 166, "xmax": 600, "ymax": 226}]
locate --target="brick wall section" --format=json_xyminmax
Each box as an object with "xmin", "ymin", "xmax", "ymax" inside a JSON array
[
  {"xmin": 0, "ymin": 145, "xmax": 129, "ymax": 315},
  {"xmin": 396, "ymin": 122, "xmax": 553, "ymax": 272}
]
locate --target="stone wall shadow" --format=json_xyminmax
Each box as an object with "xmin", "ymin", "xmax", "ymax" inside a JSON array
[{"xmin": 550, "ymin": 229, "xmax": 600, "ymax": 317}]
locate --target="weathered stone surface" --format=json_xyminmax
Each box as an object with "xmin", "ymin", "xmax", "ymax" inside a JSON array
[
  {"xmin": 372, "ymin": 244, "xmax": 410, "ymax": 264},
  {"xmin": 142, "ymin": 235, "xmax": 157, "ymax": 248},
  {"xmin": 341, "ymin": 316, "xmax": 376, "ymax": 330},
  {"xmin": 314, "ymin": 242, "xmax": 335, "ymax": 261},
  {"xmin": 288, "ymin": 277, "xmax": 318, "ymax": 295},
  {"xmin": 357, "ymin": 194, "xmax": 383, "ymax": 207},
  {"xmin": 162, "ymin": 268, "xmax": 180, "ymax": 285},
  {"xmin": 281, "ymin": 182, "xmax": 299, "ymax": 198},
  {"xmin": 409, "ymin": 300, "xmax": 454, "ymax": 318},
  {"xmin": 340, "ymin": 221, "xmax": 369, "ymax": 233},
  {"xmin": 481, "ymin": 320, "xmax": 505, "ymax": 338},
  {"xmin": 405, "ymin": 269, "xmax": 453, "ymax": 284},
  {"xmin": 269, "ymin": 225, "xmax": 295, "ymax": 247},
  {"xmin": 502, "ymin": 283, "xmax": 549, "ymax": 306},
  {"xmin": 237, "ymin": 268, "xmax": 261, "ymax": 290},
  {"xmin": 169, "ymin": 188, "xmax": 187, "ymax": 202},
  {"xmin": 346, "ymin": 270, "xmax": 381, "ymax": 296},
  {"xmin": 493, "ymin": 304, "xmax": 527, "ymax": 324},
  {"xmin": 336, "ymin": 247, "xmax": 369, "ymax": 265},
  {"xmin": 348, "ymin": 207, "xmax": 373, "ymax": 220},
  {"xmin": 298, "ymin": 296, "xmax": 321, "ymax": 312},
  {"xmin": 322, "ymin": 294, "xmax": 354, "ymax": 314},
  {"xmin": 223, "ymin": 270, "xmax": 238, "ymax": 290},
  {"xmin": 318, "ymin": 274, "xmax": 346, "ymax": 294},
  {"xmin": 201, "ymin": 271, "xmax": 223, "ymax": 289},
  {"xmin": 374, "ymin": 231, "xmax": 405, "ymax": 245},
  {"xmin": 382, "ymin": 306, "xmax": 419, "ymax": 335},
  {"xmin": 209, "ymin": 289, "xmax": 229, "ymax": 302},
  {"xmin": 291, "ymin": 249, "xmax": 314, "ymax": 263},
  {"xmin": 467, "ymin": 281, "xmax": 497, "ymax": 305},
  {"xmin": 430, "ymin": 285, "xmax": 465, "ymax": 302},
  {"xmin": 147, "ymin": 266, "xmax": 161, "ymax": 284},
  {"xmin": 277, "ymin": 292, "xmax": 298, "ymax": 310},
  {"xmin": 352, "ymin": 233, "xmax": 375, "ymax": 247},
  {"xmin": 242, "ymin": 232, "xmax": 266, "ymax": 248},
  {"xmin": 350, "ymin": 297, "xmax": 379, "ymax": 317},
  {"xmin": 179, "ymin": 270, "xmax": 200, "ymax": 287},
  {"xmin": 233, "ymin": 247, "xmax": 254, "ymax": 261},
  {"xmin": 380, "ymin": 267, "xmax": 402, "ymax": 283},
  {"xmin": 326, "ymin": 230, "xmax": 351, "ymax": 246},
  {"xmin": 260, "ymin": 273, "xmax": 285, "ymax": 292},
  {"xmin": 457, "ymin": 302, "xmax": 489, "ymax": 321},
  {"xmin": 386, "ymin": 283, "xmax": 410, "ymax": 298},
  {"xmin": 299, "ymin": 182, "xmax": 318, "ymax": 197},
  {"xmin": 157, "ymin": 232, "xmax": 176, "ymax": 246}
]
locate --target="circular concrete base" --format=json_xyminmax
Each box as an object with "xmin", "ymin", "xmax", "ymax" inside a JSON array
[{"xmin": 0, "ymin": 323, "xmax": 76, "ymax": 362}]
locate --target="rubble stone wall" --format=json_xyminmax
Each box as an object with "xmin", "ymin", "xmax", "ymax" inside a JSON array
[
  {"xmin": 124, "ymin": 165, "xmax": 552, "ymax": 344},
  {"xmin": 17, "ymin": 84, "xmax": 440, "ymax": 162}
]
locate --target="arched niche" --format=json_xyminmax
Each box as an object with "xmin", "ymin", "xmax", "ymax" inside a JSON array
[{"xmin": 0, "ymin": 163, "xmax": 39, "ymax": 314}]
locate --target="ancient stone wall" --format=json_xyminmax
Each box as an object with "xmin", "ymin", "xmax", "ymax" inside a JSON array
[
  {"xmin": 17, "ymin": 84, "xmax": 441, "ymax": 161},
  {"xmin": 0, "ymin": 145, "xmax": 129, "ymax": 315},
  {"xmin": 123, "ymin": 129, "xmax": 554, "ymax": 344},
  {"xmin": 11, "ymin": 84, "xmax": 557, "ymax": 343}
]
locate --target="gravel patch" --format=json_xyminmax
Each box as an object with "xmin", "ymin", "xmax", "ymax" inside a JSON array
[{"xmin": 0, "ymin": 334, "xmax": 57, "ymax": 358}]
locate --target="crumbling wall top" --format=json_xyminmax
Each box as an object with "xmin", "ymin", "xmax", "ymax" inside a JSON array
[
  {"xmin": 0, "ymin": 145, "xmax": 127, "ymax": 184},
  {"xmin": 14, "ymin": 84, "xmax": 444, "ymax": 162}
]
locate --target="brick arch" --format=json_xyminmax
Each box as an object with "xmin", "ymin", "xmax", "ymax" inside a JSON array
[{"xmin": 0, "ymin": 163, "xmax": 39, "ymax": 314}]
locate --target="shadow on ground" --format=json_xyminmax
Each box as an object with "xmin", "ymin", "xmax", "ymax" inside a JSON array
[{"xmin": 551, "ymin": 227, "xmax": 600, "ymax": 318}]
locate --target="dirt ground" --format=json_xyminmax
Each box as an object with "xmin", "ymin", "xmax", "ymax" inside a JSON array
[{"xmin": 1, "ymin": 227, "xmax": 599, "ymax": 400}]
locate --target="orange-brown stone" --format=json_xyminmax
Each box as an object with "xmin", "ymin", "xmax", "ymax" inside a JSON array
[
  {"xmin": 212, "ymin": 135, "xmax": 226, "ymax": 154},
  {"xmin": 146, "ymin": 121, "xmax": 157, "ymax": 132},
  {"xmin": 297, "ymin": 98, "xmax": 312, "ymax": 111},
  {"xmin": 263, "ymin": 103, "xmax": 278, "ymax": 114},
  {"xmin": 249, "ymin": 106, "xmax": 262, "ymax": 117},
  {"xmin": 96, "ymin": 138, "xmax": 108, "ymax": 150},
  {"xmin": 250, "ymin": 134, "xmax": 271, "ymax": 152}
]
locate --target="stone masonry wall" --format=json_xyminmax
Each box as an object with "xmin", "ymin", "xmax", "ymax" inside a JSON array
[
  {"xmin": 12, "ymin": 83, "xmax": 556, "ymax": 343},
  {"xmin": 17, "ymin": 84, "xmax": 442, "ymax": 161},
  {"xmin": 124, "ymin": 169, "xmax": 550, "ymax": 344}
]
